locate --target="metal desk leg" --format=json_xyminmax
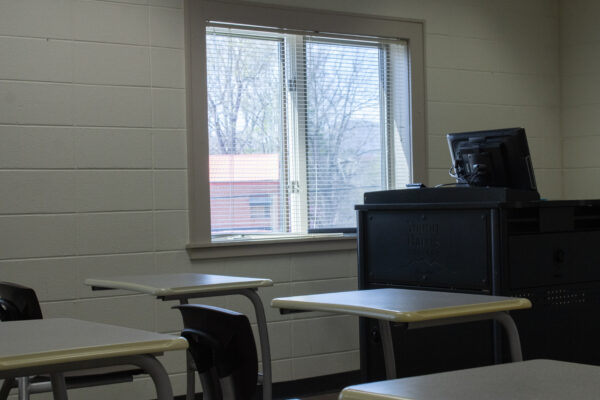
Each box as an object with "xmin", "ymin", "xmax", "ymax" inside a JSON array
[
  {"xmin": 241, "ymin": 289, "xmax": 272, "ymax": 400},
  {"xmin": 17, "ymin": 377, "xmax": 30, "ymax": 400},
  {"xmin": 178, "ymin": 298, "xmax": 196, "ymax": 400},
  {"xmin": 126, "ymin": 355, "xmax": 174, "ymax": 400},
  {"xmin": 493, "ymin": 312, "xmax": 523, "ymax": 362},
  {"xmin": 377, "ymin": 320, "xmax": 397, "ymax": 380},
  {"xmin": 49, "ymin": 373, "xmax": 68, "ymax": 400}
]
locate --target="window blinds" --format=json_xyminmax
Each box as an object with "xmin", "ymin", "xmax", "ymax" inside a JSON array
[{"xmin": 205, "ymin": 25, "xmax": 411, "ymax": 238}]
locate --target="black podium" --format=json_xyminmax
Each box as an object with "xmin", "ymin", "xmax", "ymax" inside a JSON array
[{"xmin": 356, "ymin": 187, "xmax": 600, "ymax": 381}]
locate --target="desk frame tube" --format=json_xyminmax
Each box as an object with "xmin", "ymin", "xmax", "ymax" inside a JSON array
[
  {"xmin": 377, "ymin": 321, "xmax": 396, "ymax": 379},
  {"xmin": 379, "ymin": 311, "xmax": 522, "ymax": 380},
  {"xmin": 0, "ymin": 354, "xmax": 173, "ymax": 400},
  {"xmin": 49, "ymin": 374, "xmax": 67, "ymax": 400},
  {"xmin": 162, "ymin": 288, "xmax": 271, "ymax": 400},
  {"xmin": 17, "ymin": 377, "xmax": 29, "ymax": 400}
]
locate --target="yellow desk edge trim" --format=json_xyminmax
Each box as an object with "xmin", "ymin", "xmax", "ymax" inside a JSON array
[
  {"xmin": 271, "ymin": 298, "xmax": 531, "ymax": 322},
  {"xmin": 161, "ymin": 279, "xmax": 274, "ymax": 295},
  {"xmin": 402, "ymin": 298, "xmax": 532, "ymax": 322},
  {"xmin": 0, "ymin": 338, "xmax": 188, "ymax": 371},
  {"xmin": 340, "ymin": 388, "xmax": 414, "ymax": 400}
]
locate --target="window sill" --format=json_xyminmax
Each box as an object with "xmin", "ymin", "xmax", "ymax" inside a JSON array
[{"xmin": 187, "ymin": 234, "xmax": 357, "ymax": 259}]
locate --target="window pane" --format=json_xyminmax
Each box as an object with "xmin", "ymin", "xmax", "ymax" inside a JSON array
[
  {"xmin": 305, "ymin": 40, "xmax": 384, "ymax": 231},
  {"xmin": 206, "ymin": 30, "xmax": 285, "ymax": 236},
  {"xmin": 205, "ymin": 26, "xmax": 411, "ymax": 239}
]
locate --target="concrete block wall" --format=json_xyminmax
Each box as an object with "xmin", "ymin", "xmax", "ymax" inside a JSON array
[
  {"xmin": 0, "ymin": 0, "xmax": 562, "ymax": 399},
  {"xmin": 561, "ymin": 0, "xmax": 600, "ymax": 199}
]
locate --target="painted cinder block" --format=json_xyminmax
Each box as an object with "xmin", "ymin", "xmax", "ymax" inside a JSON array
[
  {"xmin": 0, "ymin": 215, "xmax": 77, "ymax": 260},
  {"xmin": 151, "ymin": 47, "xmax": 185, "ymax": 89},
  {"xmin": 154, "ymin": 170, "xmax": 188, "ymax": 210},
  {"xmin": 73, "ymin": 42, "xmax": 150, "ymax": 87},
  {"xmin": 76, "ymin": 212, "xmax": 154, "ymax": 255},
  {"xmin": 72, "ymin": 85, "xmax": 152, "ymax": 127},
  {"xmin": 149, "ymin": 6, "xmax": 184, "ymax": 48},
  {"xmin": 0, "ymin": 171, "xmax": 76, "ymax": 214},
  {"xmin": 75, "ymin": 128, "xmax": 153, "ymax": 169},
  {"xmin": 72, "ymin": 0, "xmax": 149, "ymax": 45}
]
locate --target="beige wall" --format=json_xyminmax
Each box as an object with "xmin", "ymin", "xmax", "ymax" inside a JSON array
[
  {"xmin": 0, "ymin": 0, "xmax": 562, "ymax": 399},
  {"xmin": 561, "ymin": 0, "xmax": 600, "ymax": 199}
]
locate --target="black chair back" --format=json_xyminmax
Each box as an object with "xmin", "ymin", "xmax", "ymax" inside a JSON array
[
  {"xmin": 0, "ymin": 282, "xmax": 43, "ymax": 321},
  {"xmin": 174, "ymin": 304, "xmax": 258, "ymax": 400}
]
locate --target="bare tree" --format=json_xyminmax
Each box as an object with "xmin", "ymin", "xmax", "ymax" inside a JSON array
[
  {"xmin": 207, "ymin": 34, "xmax": 282, "ymax": 155},
  {"xmin": 305, "ymin": 42, "xmax": 383, "ymax": 229}
]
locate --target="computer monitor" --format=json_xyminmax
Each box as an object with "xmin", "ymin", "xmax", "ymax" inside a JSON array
[{"xmin": 447, "ymin": 127, "xmax": 537, "ymax": 191}]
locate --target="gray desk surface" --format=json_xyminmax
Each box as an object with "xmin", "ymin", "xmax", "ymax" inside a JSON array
[
  {"xmin": 0, "ymin": 318, "xmax": 187, "ymax": 371},
  {"xmin": 85, "ymin": 273, "xmax": 273, "ymax": 297},
  {"xmin": 271, "ymin": 288, "xmax": 531, "ymax": 322},
  {"xmin": 339, "ymin": 359, "xmax": 600, "ymax": 399}
]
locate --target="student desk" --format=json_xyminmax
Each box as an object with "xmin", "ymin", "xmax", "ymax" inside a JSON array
[
  {"xmin": 84, "ymin": 273, "xmax": 273, "ymax": 400},
  {"xmin": 338, "ymin": 359, "xmax": 600, "ymax": 399},
  {"xmin": 271, "ymin": 288, "xmax": 531, "ymax": 379},
  {"xmin": 0, "ymin": 318, "xmax": 187, "ymax": 400}
]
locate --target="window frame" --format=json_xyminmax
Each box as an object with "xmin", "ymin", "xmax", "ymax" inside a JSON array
[{"xmin": 185, "ymin": 0, "xmax": 426, "ymax": 259}]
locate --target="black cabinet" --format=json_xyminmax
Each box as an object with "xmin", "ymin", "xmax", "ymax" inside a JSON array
[{"xmin": 356, "ymin": 188, "xmax": 600, "ymax": 381}]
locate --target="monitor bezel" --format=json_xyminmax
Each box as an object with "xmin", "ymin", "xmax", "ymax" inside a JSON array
[{"xmin": 446, "ymin": 127, "xmax": 537, "ymax": 191}]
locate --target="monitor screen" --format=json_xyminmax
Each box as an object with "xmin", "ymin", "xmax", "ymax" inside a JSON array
[{"xmin": 447, "ymin": 127, "xmax": 537, "ymax": 191}]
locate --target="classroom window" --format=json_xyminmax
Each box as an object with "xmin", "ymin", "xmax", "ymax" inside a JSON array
[
  {"xmin": 186, "ymin": 1, "xmax": 425, "ymax": 256},
  {"xmin": 206, "ymin": 27, "xmax": 410, "ymax": 237}
]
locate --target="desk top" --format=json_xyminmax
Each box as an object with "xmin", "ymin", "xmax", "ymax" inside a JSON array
[
  {"xmin": 271, "ymin": 288, "xmax": 531, "ymax": 322},
  {"xmin": 85, "ymin": 273, "xmax": 273, "ymax": 297},
  {"xmin": 339, "ymin": 360, "xmax": 600, "ymax": 399},
  {"xmin": 0, "ymin": 318, "xmax": 188, "ymax": 371}
]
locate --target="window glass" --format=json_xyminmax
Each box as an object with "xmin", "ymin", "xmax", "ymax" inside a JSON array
[
  {"xmin": 205, "ymin": 27, "xmax": 410, "ymax": 238},
  {"xmin": 206, "ymin": 32, "xmax": 285, "ymax": 235},
  {"xmin": 306, "ymin": 40, "xmax": 384, "ymax": 231}
]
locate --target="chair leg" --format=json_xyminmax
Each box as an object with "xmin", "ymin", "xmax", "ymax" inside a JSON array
[{"xmin": 0, "ymin": 378, "xmax": 17, "ymax": 400}]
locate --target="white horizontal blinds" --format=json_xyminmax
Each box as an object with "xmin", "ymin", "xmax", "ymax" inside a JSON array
[
  {"xmin": 303, "ymin": 38, "xmax": 383, "ymax": 231},
  {"xmin": 303, "ymin": 37, "xmax": 410, "ymax": 231},
  {"xmin": 206, "ymin": 27, "xmax": 286, "ymax": 236},
  {"xmin": 388, "ymin": 42, "xmax": 412, "ymax": 187},
  {"xmin": 206, "ymin": 24, "xmax": 411, "ymax": 237}
]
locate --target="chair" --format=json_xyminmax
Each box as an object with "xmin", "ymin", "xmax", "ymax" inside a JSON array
[
  {"xmin": 0, "ymin": 282, "xmax": 143, "ymax": 400},
  {"xmin": 0, "ymin": 282, "xmax": 42, "ymax": 321},
  {"xmin": 173, "ymin": 304, "xmax": 259, "ymax": 400}
]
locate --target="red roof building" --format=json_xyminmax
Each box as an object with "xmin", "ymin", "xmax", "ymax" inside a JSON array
[{"xmin": 209, "ymin": 154, "xmax": 282, "ymax": 234}]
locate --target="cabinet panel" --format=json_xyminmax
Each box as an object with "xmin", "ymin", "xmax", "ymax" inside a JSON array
[
  {"xmin": 508, "ymin": 231, "xmax": 600, "ymax": 289},
  {"xmin": 363, "ymin": 210, "xmax": 491, "ymax": 290}
]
